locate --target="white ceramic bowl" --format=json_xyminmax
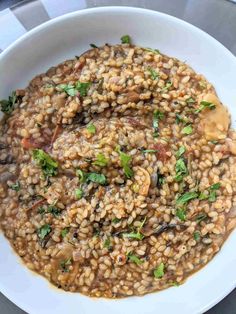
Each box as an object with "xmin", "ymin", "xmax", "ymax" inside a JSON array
[{"xmin": 0, "ymin": 6, "xmax": 236, "ymax": 314}]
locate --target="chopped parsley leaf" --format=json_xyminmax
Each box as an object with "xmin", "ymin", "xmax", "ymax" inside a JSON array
[
  {"xmin": 193, "ymin": 231, "xmax": 201, "ymax": 241},
  {"xmin": 103, "ymin": 237, "xmax": 111, "ymax": 249},
  {"xmin": 175, "ymin": 158, "xmax": 188, "ymax": 182},
  {"xmin": 176, "ymin": 191, "xmax": 198, "ymax": 205},
  {"xmin": 92, "ymin": 153, "xmax": 109, "ymax": 167},
  {"xmin": 9, "ymin": 181, "xmax": 20, "ymax": 191},
  {"xmin": 162, "ymin": 81, "xmax": 172, "ymax": 92},
  {"xmin": 153, "ymin": 110, "xmax": 164, "ymax": 137},
  {"xmin": 176, "ymin": 146, "xmax": 186, "ymax": 158},
  {"xmin": 145, "ymin": 48, "xmax": 160, "ymax": 54},
  {"xmin": 61, "ymin": 227, "xmax": 70, "ymax": 238},
  {"xmin": 121, "ymin": 35, "xmax": 131, "ymax": 44},
  {"xmin": 116, "ymin": 147, "xmax": 133, "ymax": 178},
  {"xmin": 195, "ymin": 101, "xmax": 216, "ymax": 114},
  {"xmin": 122, "ymin": 232, "xmax": 144, "ymax": 240},
  {"xmin": 112, "ymin": 218, "xmax": 121, "ymax": 224},
  {"xmin": 75, "ymin": 81, "xmax": 91, "ymax": 97},
  {"xmin": 186, "ymin": 97, "xmax": 196, "ymax": 104},
  {"xmin": 37, "ymin": 224, "xmax": 51, "ymax": 240},
  {"xmin": 0, "ymin": 91, "xmax": 17, "ymax": 114},
  {"xmin": 127, "ymin": 252, "xmax": 143, "ymax": 265},
  {"xmin": 182, "ymin": 125, "xmax": 193, "ymax": 135},
  {"xmin": 141, "ymin": 149, "xmax": 159, "ymax": 154},
  {"xmin": 75, "ymin": 188, "xmax": 83, "ymax": 200},
  {"xmin": 154, "ymin": 262, "xmax": 165, "ymax": 279},
  {"xmin": 196, "ymin": 213, "xmax": 207, "ymax": 223},
  {"xmin": 86, "ymin": 124, "xmax": 96, "ymax": 134},
  {"xmin": 60, "ymin": 258, "xmax": 72, "ymax": 272},
  {"xmin": 32, "ymin": 149, "xmax": 58, "ymax": 178},
  {"xmin": 176, "ymin": 208, "xmax": 186, "ymax": 221},
  {"xmin": 76, "ymin": 169, "xmax": 107, "ymax": 185},
  {"xmin": 148, "ymin": 67, "xmax": 159, "ymax": 80},
  {"xmin": 90, "ymin": 43, "xmax": 98, "ymax": 48}
]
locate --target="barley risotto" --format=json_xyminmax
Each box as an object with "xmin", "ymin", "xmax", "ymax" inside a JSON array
[{"xmin": 0, "ymin": 36, "xmax": 236, "ymax": 298}]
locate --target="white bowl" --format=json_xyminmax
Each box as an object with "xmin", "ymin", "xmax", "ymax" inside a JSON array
[{"xmin": 0, "ymin": 6, "xmax": 235, "ymax": 314}]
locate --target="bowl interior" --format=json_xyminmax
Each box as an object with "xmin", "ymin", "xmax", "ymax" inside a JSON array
[{"xmin": 0, "ymin": 6, "xmax": 236, "ymax": 314}]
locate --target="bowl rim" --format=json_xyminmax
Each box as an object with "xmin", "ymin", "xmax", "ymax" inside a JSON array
[{"xmin": 0, "ymin": 5, "xmax": 235, "ymax": 314}]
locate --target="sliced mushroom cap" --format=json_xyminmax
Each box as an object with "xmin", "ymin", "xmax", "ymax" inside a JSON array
[{"xmin": 198, "ymin": 93, "xmax": 230, "ymax": 140}]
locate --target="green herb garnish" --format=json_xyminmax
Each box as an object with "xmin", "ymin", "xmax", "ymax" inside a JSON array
[
  {"xmin": 90, "ymin": 43, "xmax": 98, "ymax": 48},
  {"xmin": 145, "ymin": 48, "xmax": 160, "ymax": 54},
  {"xmin": 0, "ymin": 91, "xmax": 17, "ymax": 114},
  {"xmin": 186, "ymin": 97, "xmax": 196, "ymax": 104},
  {"xmin": 112, "ymin": 218, "xmax": 121, "ymax": 224},
  {"xmin": 196, "ymin": 213, "xmax": 207, "ymax": 223},
  {"xmin": 199, "ymin": 192, "xmax": 208, "ymax": 200},
  {"xmin": 127, "ymin": 252, "xmax": 143, "ymax": 265},
  {"xmin": 121, "ymin": 35, "xmax": 131, "ymax": 44},
  {"xmin": 176, "ymin": 191, "xmax": 198, "ymax": 205},
  {"xmin": 92, "ymin": 153, "xmax": 108, "ymax": 167},
  {"xmin": 176, "ymin": 208, "xmax": 186, "ymax": 221},
  {"xmin": 75, "ymin": 188, "xmax": 83, "ymax": 200},
  {"xmin": 182, "ymin": 125, "xmax": 193, "ymax": 135},
  {"xmin": 76, "ymin": 81, "xmax": 91, "ymax": 97},
  {"xmin": 154, "ymin": 262, "xmax": 165, "ymax": 279},
  {"xmin": 61, "ymin": 227, "xmax": 70, "ymax": 238},
  {"xmin": 141, "ymin": 149, "xmax": 159, "ymax": 154},
  {"xmin": 175, "ymin": 158, "xmax": 188, "ymax": 182},
  {"xmin": 148, "ymin": 67, "xmax": 159, "ymax": 80},
  {"xmin": 76, "ymin": 169, "xmax": 107, "ymax": 185},
  {"xmin": 208, "ymin": 183, "xmax": 221, "ymax": 202},
  {"xmin": 60, "ymin": 258, "xmax": 72, "ymax": 272},
  {"xmin": 162, "ymin": 81, "xmax": 172, "ymax": 92},
  {"xmin": 153, "ymin": 110, "xmax": 164, "ymax": 137},
  {"xmin": 195, "ymin": 101, "xmax": 216, "ymax": 114},
  {"xmin": 122, "ymin": 232, "xmax": 144, "ymax": 240},
  {"xmin": 58, "ymin": 81, "xmax": 91, "ymax": 97},
  {"xmin": 116, "ymin": 147, "xmax": 133, "ymax": 178},
  {"xmin": 9, "ymin": 181, "xmax": 20, "ymax": 191},
  {"xmin": 32, "ymin": 149, "xmax": 58, "ymax": 178},
  {"xmin": 37, "ymin": 224, "xmax": 51, "ymax": 240},
  {"xmin": 38, "ymin": 205, "xmax": 60, "ymax": 217},
  {"xmin": 86, "ymin": 124, "xmax": 96, "ymax": 134},
  {"xmin": 210, "ymin": 140, "xmax": 218, "ymax": 144},
  {"xmin": 175, "ymin": 113, "xmax": 189, "ymax": 125},
  {"xmin": 193, "ymin": 231, "xmax": 201, "ymax": 241},
  {"xmin": 176, "ymin": 146, "xmax": 186, "ymax": 158},
  {"xmin": 103, "ymin": 237, "xmax": 111, "ymax": 249}
]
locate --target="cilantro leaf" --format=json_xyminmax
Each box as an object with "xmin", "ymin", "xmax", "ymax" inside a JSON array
[
  {"xmin": 37, "ymin": 224, "xmax": 51, "ymax": 240},
  {"xmin": 92, "ymin": 153, "xmax": 109, "ymax": 167},
  {"xmin": 176, "ymin": 191, "xmax": 198, "ymax": 205},
  {"xmin": 103, "ymin": 237, "xmax": 111, "ymax": 249},
  {"xmin": 58, "ymin": 84, "xmax": 77, "ymax": 96},
  {"xmin": 86, "ymin": 124, "xmax": 96, "ymax": 134},
  {"xmin": 32, "ymin": 149, "xmax": 58, "ymax": 178},
  {"xmin": 154, "ymin": 262, "xmax": 165, "ymax": 278},
  {"xmin": 210, "ymin": 183, "xmax": 221, "ymax": 190},
  {"xmin": 121, "ymin": 35, "xmax": 131, "ymax": 44},
  {"xmin": 182, "ymin": 125, "xmax": 193, "ymax": 135},
  {"xmin": 0, "ymin": 91, "xmax": 17, "ymax": 114},
  {"xmin": 141, "ymin": 149, "xmax": 159, "ymax": 154},
  {"xmin": 195, "ymin": 101, "xmax": 216, "ymax": 114},
  {"xmin": 58, "ymin": 81, "xmax": 91, "ymax": 97}
]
